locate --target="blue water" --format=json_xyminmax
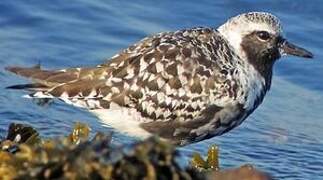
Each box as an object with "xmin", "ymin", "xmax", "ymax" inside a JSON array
[{"xmin": 0, "ymin": 1, "xmax": 322, "ymax": 179}]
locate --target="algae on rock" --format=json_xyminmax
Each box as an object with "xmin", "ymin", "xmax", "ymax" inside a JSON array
[{"xmin": 0, "ymin": 122, "xmax": 271, "ymax": 180}]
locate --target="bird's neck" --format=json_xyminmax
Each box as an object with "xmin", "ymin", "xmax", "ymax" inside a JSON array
[
  {"xmin": 241, "ymin": 50, "xmax": 275, "ymax": 91},
  {"xmin": 236, "ymin": 59, "xmax": 269, "ymax": 111},
  {"xmin": 218, "ymin": 27, "xmax": 275, "ymax": 90},
  {"xmin": 247, "ymin": 58, "xmax": 274, "ymax": 91}
]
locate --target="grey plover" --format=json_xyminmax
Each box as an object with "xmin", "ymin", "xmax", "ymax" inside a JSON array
[{"xmin": 6, "ymin": 12, "xmax": 313, "ymax": 145}]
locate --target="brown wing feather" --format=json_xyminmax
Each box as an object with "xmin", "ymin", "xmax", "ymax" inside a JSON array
[
  {"xmin": 6, "ymin": 65, "xmax": 63, "ymax": 86},
  {"xmin": 6, "ymin": 28, "xmax": 230, "ymax": 119}
]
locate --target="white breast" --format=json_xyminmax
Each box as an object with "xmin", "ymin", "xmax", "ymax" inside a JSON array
[
  {"xmin": 237, "ymin": 62, "xmax": 266, "ymax": 110},
  {"xmin": 90, "ymin": 102, "xmax": 153, "ymax": 139}
]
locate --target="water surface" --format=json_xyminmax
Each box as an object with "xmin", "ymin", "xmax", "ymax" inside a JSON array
[{"xmin": 0, "ymin": 1, "xmax": 322, "ymax": 179}]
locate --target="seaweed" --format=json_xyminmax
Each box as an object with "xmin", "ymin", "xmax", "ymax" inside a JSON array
[
  {"xmin": 191, "ymin": 145, "xmax": 219, "ymax": 171},
  {"xmin": 0, "ymin": 122, "xmax": 271, "ymax": 180}
]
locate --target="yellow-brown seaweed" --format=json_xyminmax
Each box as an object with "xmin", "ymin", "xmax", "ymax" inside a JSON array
[
  {"xmin": 191, "ymin": 145, "xmax": 219, "ymax": 171},
  {"xmin": 0, "ymin": 122, "xmax": 271, "ymax": 180}
]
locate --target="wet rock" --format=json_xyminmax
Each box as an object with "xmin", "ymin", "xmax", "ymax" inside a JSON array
[
  {"xmin": 0, "ymin": 122, "xmax": 272, "ymax": 180},
  {"xmin": 1, "ymin": 123, "xmax": 40, "ymax": 153},
  {"xmin": 209, "ymin": 164, "xmax": 272, "ymax": 180}
]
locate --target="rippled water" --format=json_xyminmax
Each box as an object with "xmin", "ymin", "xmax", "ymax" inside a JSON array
[{"xmin": 0, "ymin": 1, "xmax": 322, "ymax": 179}]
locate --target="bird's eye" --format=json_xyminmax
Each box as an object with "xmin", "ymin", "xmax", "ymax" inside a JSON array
[{"xmin": 256, "ymin": 31, "xmax": 270, "ymax": 41}]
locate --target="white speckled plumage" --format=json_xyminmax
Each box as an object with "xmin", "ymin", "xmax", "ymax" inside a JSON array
[{"xmin": 6, "ymin": 12, "xmax": 313, "ymax": 145}]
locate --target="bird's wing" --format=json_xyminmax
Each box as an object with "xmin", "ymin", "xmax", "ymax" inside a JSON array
[{"xmin": 6, "ymin": 27, "xmax": 236, "ymax": 120}]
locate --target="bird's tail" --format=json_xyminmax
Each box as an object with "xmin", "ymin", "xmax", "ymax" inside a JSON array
[
  {"xmin": 6, "ymin": 65, "xmax": 53, "ymax": 91},
  {"xmin": 5, "ymin": 64, "xmax": 107, "ymax": 100},
  {"xmin": 6, "ymin": 83, "xmax": 49, "ymax": 91}
]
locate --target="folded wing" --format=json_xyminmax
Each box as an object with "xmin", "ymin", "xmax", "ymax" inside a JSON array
[{"xmin": 6, "ymin": 28, "xmax": 231, "ymax": 126}]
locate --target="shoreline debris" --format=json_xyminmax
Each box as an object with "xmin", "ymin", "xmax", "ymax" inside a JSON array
[{"xmin": 0, "ymin": 122, "xmax": 271, "ymax": 180}]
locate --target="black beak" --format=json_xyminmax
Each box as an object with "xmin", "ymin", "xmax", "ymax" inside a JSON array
[{"xmin": 279, "ymin": 39, "xmax": 313, "ymax": 59}]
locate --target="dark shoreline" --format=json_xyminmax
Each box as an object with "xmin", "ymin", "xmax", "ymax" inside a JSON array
[{"xmin": 0, "ymin": 122, "xmax": 271, "ymax": 180}]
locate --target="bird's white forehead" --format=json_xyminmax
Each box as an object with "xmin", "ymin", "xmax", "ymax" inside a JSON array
[{"xmin": 219, "ymin": 12, "xmax": 283, "ymax": 35}]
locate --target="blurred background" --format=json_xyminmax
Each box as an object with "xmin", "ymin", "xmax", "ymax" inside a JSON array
[{"xmin": 0, "ymin": 1, "xmax": 322, "ymax": 179}]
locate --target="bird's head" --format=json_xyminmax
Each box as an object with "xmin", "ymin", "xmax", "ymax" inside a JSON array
[{"xmin": 218, "ymin": 12, "xmax": 313, "ymax": 73}]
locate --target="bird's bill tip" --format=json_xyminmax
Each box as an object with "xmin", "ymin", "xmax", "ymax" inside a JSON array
[{"xmin": 280, "ymin": 40, "xmax": 314, "ymax": 59}]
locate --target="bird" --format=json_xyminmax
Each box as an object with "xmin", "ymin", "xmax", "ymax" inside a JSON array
[{"xmin": 6, "ymin": 12, "xmax": 313, "ymax": 145}]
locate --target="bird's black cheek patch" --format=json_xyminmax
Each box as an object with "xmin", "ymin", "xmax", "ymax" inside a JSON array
[
  {"xmin": 263, "ymin": 48, "xmax": 280, "ymax": 61},
  {"xmin": 241, "ymin": 35, "xmax": 263, "ymax": 60},
  {"xmin": 240, "ymin": 34, "xmax": 276, "ymax": 85}
]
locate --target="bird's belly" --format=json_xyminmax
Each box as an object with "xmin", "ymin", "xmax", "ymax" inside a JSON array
[
  {"xmin": 139, "ymin": 103, "xmax": 247, "ymax": 145},
  {"xmin": 90, "ymin": 107, "xmax": 153, "ymax": 139},
  {"xmin": 89, "ymin": 101, "xmax": 250, "ymax": 145},
  {"xmin": 188, "ymin": 104, "xmax": 246, "ymax": 139}
]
